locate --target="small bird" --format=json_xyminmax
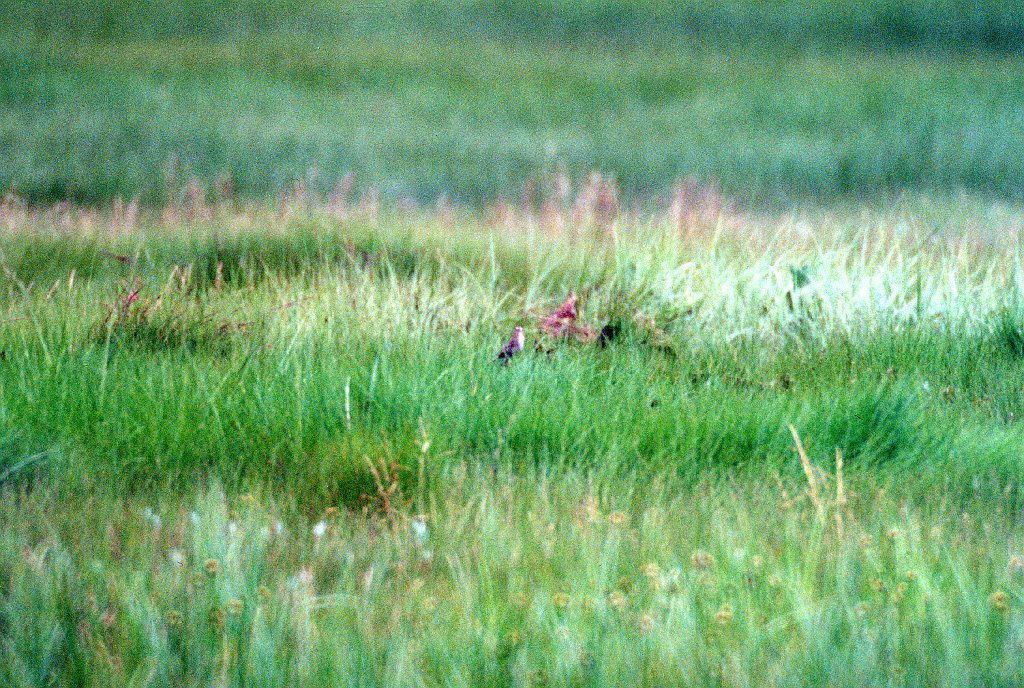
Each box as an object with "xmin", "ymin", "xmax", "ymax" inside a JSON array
[
  {"xmin": 597, "ymin": 322, "xmax": 620, "ymax": 348},
  {"xmin": 540, "ymin": 291, "xmax": 578, "ymax": 336},
  {"xmin": 551, "ymin": 290, "xmax": 577, "ymax": 320},
  {"xmin": 497, "ymin": 326, "xmax": 525, "ymax": 364},
  {"xmin": 99, "ymin": 250, "xmax": 133, "ymax": 264}
]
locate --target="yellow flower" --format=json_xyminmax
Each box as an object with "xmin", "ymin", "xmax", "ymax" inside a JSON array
[
  {"xmin": 642, "ymin": 562, "xmax": 660, "ymax": 579},
  {"xmin": 608, "ymin": 590, "xmax": 627, "ymax": 609},
  {"xmin": 890, "ymin": 583, "xmax": 906, "ymax": 605},
  {"xmin": 257, "ymin": 585, "xmax": 272, "ymax": 600},
  {"xmin": 552, "ymin": 592, "xmax": 570, "ymax": 608},
  {"xmin": 990, "ymin": 591, "xmax": 1010, "ymax": 613},
  {"xmin": 204, "ymin": 559, "xmax": 221, "ymax": 576},
  {"xmin": 714, "ymin": 604, "xmax": 734, "ymax": 625},
  {"xmin": 609, "ymin": 511, "xmax": 628, "ymax": 526}
]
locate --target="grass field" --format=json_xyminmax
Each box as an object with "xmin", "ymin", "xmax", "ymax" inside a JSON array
[
  {"xmin": 3, "ymin": 1, "xmax": 1024, "ymax": 205},
  {"xmin": 3, "ymin": 194, "xmax": 1024, "ymax": 685},
  {"xmin": 6, "ymin": 0, "xmax": 1024, "ymax": 47},
  {"xmin": 5, "ymin": 1, "xmax": 1024, "ymax": 684}
]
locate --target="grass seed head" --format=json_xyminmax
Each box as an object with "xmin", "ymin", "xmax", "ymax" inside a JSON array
[
  {"xmin": 209, "ymin": 608, "xmax": 227, "ymax": 628},
  {"xmin": 990, "ymin": 591, "xmax": 1010, "ymax": 613},
  {"xmin": 692, "ymin": 550, "xmax": 716, "ymax": 570}
]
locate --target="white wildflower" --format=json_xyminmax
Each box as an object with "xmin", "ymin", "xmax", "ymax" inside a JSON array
[
  {"xmin": 410, "ymin": 515, "xmax": 429, "ymax": 545},
  {"xmin": 142, "ymin": 507, "xmax": 161, "ymax": 529},
  {"xmin": 168, "ymin": 548, "xmax": 186, "ymax": 568}
]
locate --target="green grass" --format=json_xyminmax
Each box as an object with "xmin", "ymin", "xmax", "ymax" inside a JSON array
[
  {"xmin": 7, "ymin": 4, "xmax": 1024, "ymax": 681},
  {"xmin": 5, "ymin": 0, "xmax": 1024, "ymax": 49},
  {"xmin": 4, "ymin": 471, "xmax": 1024, "ymax": 686},
  {"xmin": 3, "ymin": 197, "xmax": 1024, "ymax": 493},
  {"xmin": 4, "ymin": 198, "xmax": 1024, "ymax": 684},
  {"xmin": 3, "ymin": 4, "xmax": 1024, "ymax": 205},
  {"xmin": 1, "ymin": 200, "xmax": 1024, "ymax": 495}
]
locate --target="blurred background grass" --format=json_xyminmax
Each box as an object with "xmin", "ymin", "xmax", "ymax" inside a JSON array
[
  {"xmin": 2, "ymin": 0, "xmax": 1024, "ymax": 206},
  {"xmin": 5, "ymin": 0, "xmax": 1024, "ymax": 48}
]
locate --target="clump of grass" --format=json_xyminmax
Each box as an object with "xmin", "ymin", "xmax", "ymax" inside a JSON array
[
  {"xmin": 991, "ymin": 306, "xmax": 1024, "ymax": 359},
  {"xmin": 93, "ymin": 278, "xmax": 256, "ymax": 355},
  {"xmin": 2, "ymin": 470, "xmax": 1024, "ymax": 686}
]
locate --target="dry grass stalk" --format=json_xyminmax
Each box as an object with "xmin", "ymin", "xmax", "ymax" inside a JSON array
[
  {"xmin": 786, "ymin": 427, "xmax": 854, "ymax": 538},
  {"xmin": 363, "ymin": 454, "xmax": 403, "ymax": 522},
  {"xmin": 835, "ymin": 447, "xmax": 846, "ymax": 539},
  {"xmin": 328, "ymin": 172, "xmax": 356, "ymax": 219},
  {"xmin": 790, "ymin": 424, "xmax": 825, "ymax": 526},
  {"xmin": 572, "ymin": 172, "xmax": 619, "ymax": 237},
  {"xmin": 110, "ymin": 197, "xmax": 139, "ymax": 235},
  {"xmin": 185, "ymin": 180, "xmax": 212, "ymax": 222}
]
